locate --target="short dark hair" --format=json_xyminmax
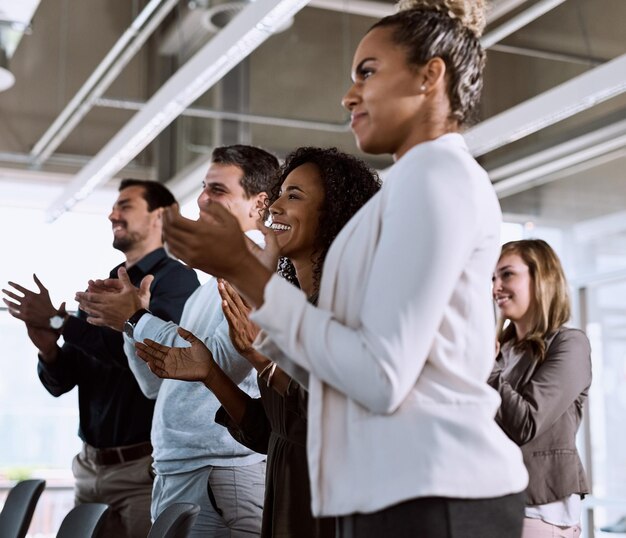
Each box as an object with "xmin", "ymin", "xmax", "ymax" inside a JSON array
[
  {"xmin": 272, "ymin": 147, "xmax": 381, "ymax": 296},
  {"xmin": 119, "ymin": 179, "xmax": 176, "ymax": 211},
  {"xmin": 211, "ymin": 145, "xmax": 280, "ymax": 198}
]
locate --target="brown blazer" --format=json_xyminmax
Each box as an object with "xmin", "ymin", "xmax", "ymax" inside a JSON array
[{"xmin": 488, "ymin": 327, "xmax": 591, "ymax": 505}]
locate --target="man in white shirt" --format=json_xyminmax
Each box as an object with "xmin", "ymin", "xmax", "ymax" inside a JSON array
[{"xmin": 76, "ymin": 145, "xmax": 280, "ymax": 537}]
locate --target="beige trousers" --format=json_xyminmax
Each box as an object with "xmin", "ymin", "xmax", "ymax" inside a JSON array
[{"xmin": 72, "ymin": 446, "xmax": 153, "ymax": 538}]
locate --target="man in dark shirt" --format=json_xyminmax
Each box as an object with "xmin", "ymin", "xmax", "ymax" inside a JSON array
[{"xmin": 2, "ymin": 179, "xmax": 199, "ymax": 537}]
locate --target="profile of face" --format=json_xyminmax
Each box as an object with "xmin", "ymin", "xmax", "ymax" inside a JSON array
[
  {"xmin": 197, "ymin": 163, "xmax": 261, "ymax": 229},
  {"xmin": 342, "ymin": 26, "xmax": 428, "ymax": 159},
  {"xmin": 269, "ymin": 162, "xmax": 325, "ymax": 262},
  {"xmin": 108, "ymin": 186, "xmax": 160, "ymax": 253},
  {"xmin": 492, "ymin": 253, "xmax": 534, "ymax": 326}
]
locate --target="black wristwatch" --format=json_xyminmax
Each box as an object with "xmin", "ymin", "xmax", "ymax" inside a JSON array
[{"xmin": 123, "ymin": 308, "xmax": 150, "ymax": 339}]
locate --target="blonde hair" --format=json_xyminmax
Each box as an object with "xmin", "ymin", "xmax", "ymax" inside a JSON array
[{"xmin": 497, "ymin": 239, "xmax": 571, "ymax": 361}]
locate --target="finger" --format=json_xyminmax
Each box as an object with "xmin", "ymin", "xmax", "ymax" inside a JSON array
[
  {"xmin": 142, "ymin": 338, "xmax": 172, "ymax": 355},
  {"xmin": 6, "ymin": 281, "xmax": 32, "ymax": 295},
  {"xmin": 139, "ymin": 275, "xmax": 154, "ymax": 295},
  {"xmin": 117, "ymin": 267, "xmax": 134, "ymax": 289},
  {"xmin": 177, "ymin": 327, "xmax": 198, "ymax": 344},
  {"xmin": 2, "ymin": 289, "xmax": 24, "ymax": 303},
  {"xmin": 224, "ymin": 281, "xmax": 249, "ymax": 313},
  {"xmin": 32, "ymin": 274, "xmax": 49, "ymax": 294},
  {"xmin": 59, "ymin": 302, "xmax": 67, "ymax": 315},
  {"xmin": 135, "ymin": 342, "xmax": 162, "ymax": 362},
  {"xmin": 221, "ymin": 299, "xmax": 237, "ymax": 327},
  {"xmin": 86, "ymin": 316, "xmax": 107, "ymax": 326}
]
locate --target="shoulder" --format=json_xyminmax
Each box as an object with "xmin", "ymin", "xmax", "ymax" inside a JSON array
[{"xmin": 549, "ymin": 327, "xmax": 591, "ymax": 352}]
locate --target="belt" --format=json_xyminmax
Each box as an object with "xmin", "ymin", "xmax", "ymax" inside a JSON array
[{"xmin": 83, "ymin": 441, "xmax": 153, "ymax": 466}]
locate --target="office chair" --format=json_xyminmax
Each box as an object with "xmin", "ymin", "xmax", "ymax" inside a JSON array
[
  {"xmin": 56, "ymin": 503, "xmax": 109, "ymax": 538},
  {"xmin": 147, "ymin": 502, "xmax": 201, "ymax": 538},
  {"xmin": 0, "ymin": 478, "xmax": 46, "ymax": 538}
]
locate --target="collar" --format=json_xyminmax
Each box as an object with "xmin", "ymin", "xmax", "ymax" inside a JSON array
[{"xmin": 110, "ymin": 247, "xmax": 169, "ymax": 279}]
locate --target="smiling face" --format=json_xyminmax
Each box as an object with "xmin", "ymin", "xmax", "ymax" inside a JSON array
[
  {"xmin": 108, "ymin": 186, "xmax": 160, "ymax": 253},
  {"xmin": 197, "ymin": 163, "xmax": 263, "ymax": 230},
  {"xmin": 269, "ymin": 163, "xmax": 325, "ymax": 263},
  {"xmin": 493, "ymin": 253, "xmax": 535, "ymax": 335},
  {"xmin": 342, "ymin": 26, "xmax": 429, "ymax": 160}
]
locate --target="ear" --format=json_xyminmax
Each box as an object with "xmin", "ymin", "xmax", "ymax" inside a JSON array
[
  {"xmin": 418, "ymin": 57, "xmax": 447, "ymax": 95},
  {"xmin": 249, "ymin": 192, "xmax": 268, "ymax": 217}
]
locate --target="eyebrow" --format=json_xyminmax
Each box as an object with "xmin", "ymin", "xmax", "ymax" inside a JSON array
[
  {"xmin": 115, "ymin": 197, "xmax": 131, "ymax": 206},
  {"xmin": 497, "ymin": 265, "xmax": 513, "ymax": 272},
  {"xmin": 205, "ymin": 181, "xmax": 229, "ymax": 190},
  {"xmin": 284, "ymin": 185, "xmax": 305, "ymax": 194},
  {"xmin": 352, "ymin": 57, "xmax": 376, "ymax": 80}
]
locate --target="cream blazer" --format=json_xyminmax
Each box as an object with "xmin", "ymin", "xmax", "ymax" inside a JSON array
[{"xmin": 251, "ymin": 134, "xmax": 528, "ymax": 517}]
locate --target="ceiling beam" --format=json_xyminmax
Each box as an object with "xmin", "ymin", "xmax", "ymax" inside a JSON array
[
  {"xmin": 45, "ymin": 0, "xmax": 310, "ymax": 222},
  {"xmin": 465, "ymin": 53, "xmax": 626, "ymax": 157}
]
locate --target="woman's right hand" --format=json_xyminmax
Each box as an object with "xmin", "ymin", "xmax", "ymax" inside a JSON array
[
  {"xmin": 218, "ymin": 279, "xmax": 260, "ymax": 356},
  {"xmin": 135, "ymin": 327, "xmax": 215, "ymax": 383}
]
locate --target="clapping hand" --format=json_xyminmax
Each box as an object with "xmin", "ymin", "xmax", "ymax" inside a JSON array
[
  {"xmin": 75, "ymin": 267, "xmax": 152, "ymax": 331},
  {"xmin": 218, "ymin": 279, "xmax": 260, "ymax": 356},
  {"xmin": 135, "ymin": 327, "xmax": 215, "ymax": 383}
]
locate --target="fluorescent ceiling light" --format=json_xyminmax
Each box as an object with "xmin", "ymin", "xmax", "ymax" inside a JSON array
[{"xmin": 46, "ymin": 0, "xmax": 310, "ymax": 222}]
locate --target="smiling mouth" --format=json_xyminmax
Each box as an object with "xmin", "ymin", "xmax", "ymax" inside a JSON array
[
  {"xmin": 271, "ymin": 223, "xmax": 291, "ymax": 232},
  {"xmin": 112, "ymin": 224, "xmax": 127, "ymax": 234},
  {"xmin": 494, "ymin": 296, "xmax": 511, "ymax": 307}
]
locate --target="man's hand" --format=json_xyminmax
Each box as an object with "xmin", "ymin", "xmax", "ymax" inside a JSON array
[
  {"xmin": 2, "ymin": 274, "xmax": 60, "ymax": 328},
  {"xmin": 218, "ymin": 279, "xmax": 259, "ymax": 356},
  {"xmin": 135, "ymin": 327, "xmax": 215, "ymax": 383},
  {"xmin": 75, "ymin": 267, "xmax": 152, "ymax": 331}
]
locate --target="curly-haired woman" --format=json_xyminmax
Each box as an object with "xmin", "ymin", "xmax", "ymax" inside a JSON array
[
  {"xmin": 136, "ymin": 147, "xmax": 381, "ymax": 538},
  {"xmin": 490, "ymin": 239, "xmax": 591, "ymax": 538}
]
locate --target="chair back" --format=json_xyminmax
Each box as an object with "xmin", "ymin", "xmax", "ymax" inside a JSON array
[
  {"xmin": 148, "ymin": 502, "xmax": 200, "ymax": 538},
  {"xmin": 56, "ymin": 503, "xmax": 109, "ymax": 538},
  {"xmin": 0, "ymin": 479, "xmax": 46, "ymax": 538}
]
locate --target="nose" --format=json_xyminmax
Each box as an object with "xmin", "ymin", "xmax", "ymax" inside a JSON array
[
  {"xmin": 108, "ymin": 208, "xmax": 118, "ymax": 222},
  {"xmin": 492, "ymin": 276, "xmax": 502, "ymax": 296},
  {"xmin": 341, "ymin": 82, "xmax": 359, "ymax": 112},
  {"xmin": 269, "ymin": 198, "xmax": 284, "ymax": 218}
]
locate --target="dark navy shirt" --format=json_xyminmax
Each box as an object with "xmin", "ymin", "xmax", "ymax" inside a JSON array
[{"xmin": 38, "ymin": 248, "xmax": 200, "ymax": 448}]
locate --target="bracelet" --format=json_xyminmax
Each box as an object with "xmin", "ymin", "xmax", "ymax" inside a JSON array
[
  {"xmin": 266, "ymin": 363, "xmax": 277, "ymax": 388},
  {"xmin": 258, "ymin": 361, "xmax": 274, "ymax": 379}
]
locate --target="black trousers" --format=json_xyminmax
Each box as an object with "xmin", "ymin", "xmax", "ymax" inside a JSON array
[{"xmin": 336, "ymin": 492, "xmax": 525, "ymax": 538}]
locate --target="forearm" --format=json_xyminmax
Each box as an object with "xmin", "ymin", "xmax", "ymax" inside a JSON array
[
  {"xmin": 226, "ymin": 254, "xmax": 273, "ymax": 309},
  {"xmin": 241, "ymin": 348, "xmax": 291, "ymax": 396},
  {"xmin": 204, "ymin": 362, "xmax": 253, "ymax": 425}
]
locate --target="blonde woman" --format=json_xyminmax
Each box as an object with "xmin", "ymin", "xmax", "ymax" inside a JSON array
[{"xmin": 490, "ymin": 239, "xmax": 591, "ymax": 538}]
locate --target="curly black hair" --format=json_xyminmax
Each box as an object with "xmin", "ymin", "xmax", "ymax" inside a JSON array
[{"xmin": 270, "ymin": 147, "xmax": 381, "ymax": 299}]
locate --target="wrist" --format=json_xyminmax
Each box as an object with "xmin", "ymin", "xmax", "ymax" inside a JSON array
[
  {"xmin": 228, "ymin": 254, "xmax": 272, "ymax": 309},
  {"xmin": 39, "ymin": 345, "xmax": 60, "ymax": 363}
]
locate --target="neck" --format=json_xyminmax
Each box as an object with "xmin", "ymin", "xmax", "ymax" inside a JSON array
[
  {"xmin": 292, "ymin": 258, "xmax": 316, "ymax": 299},
  {"xmin": 393, "ymin": 98, "xmax": 459, "ymax": 161},
  {"xmin": 124, "ymin": 240, "xmax": 162, "ymax": 268},
  {"xmin": 513, "ymin": 321, "xmax": 531, "ymax": 341}
]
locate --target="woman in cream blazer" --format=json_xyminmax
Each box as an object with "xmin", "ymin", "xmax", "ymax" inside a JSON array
[{"xmin": 162, "ymin": 0, "xmax": 528, "ymax": 535}]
